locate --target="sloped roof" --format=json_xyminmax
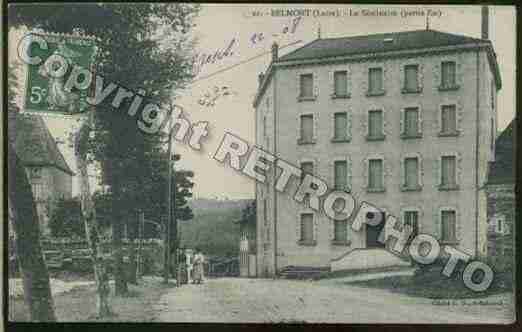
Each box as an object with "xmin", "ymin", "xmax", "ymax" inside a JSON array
[
  {"xmin": 254, "ymin": 29, "xmax": 501, "ymax": 107},
  {"xmin": 487, "ymin": 119, "xmax": 515, "ymax": 185},
  {"xmin": 11, "ymin": 113, "xmax": 75, "ymax": 176},
  {"xmin": 279, "ymin": 29, "xmax": 485, "ymax": 61}
]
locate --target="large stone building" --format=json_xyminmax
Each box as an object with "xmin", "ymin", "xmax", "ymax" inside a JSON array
[
  {"xmin": 486, "ymin": 119, "xmax": 515, "ymax": 261},
  {"xmin": 253, "ymin": 28, "xmax": 501, "ymax": 277},
  {"xmin": 9, "ymin": 113, "xmax": 75, "ymax": 236}
]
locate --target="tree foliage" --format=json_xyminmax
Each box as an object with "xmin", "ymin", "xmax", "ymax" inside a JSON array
[
  {"xmin": 10, "ymin": 3, "xmax": 200, "ymax": 294},
  {"xmin": 49, "ymin": 198, "xmax": 85, "ymax": 238}
]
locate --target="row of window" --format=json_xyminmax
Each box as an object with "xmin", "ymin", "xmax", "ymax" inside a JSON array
[
  {"xmin": 299, "ymin": 208, "xmax": 457, "ymax": 245},
  {"xmin": 299, "ymin": 154, "xmax": 459, "ymax": 193},
  {"xmin": 298, "ymin": 104, "xmax": 460, "ymax": 144},
  {"xmin": 299, "ymin": 61, "xmax": 458, "ymax": 99}
]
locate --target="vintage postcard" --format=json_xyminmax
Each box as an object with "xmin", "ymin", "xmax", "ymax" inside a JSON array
[{"xmin": 5, "ymin": 3, "xmax": 516, "ymax": 324}]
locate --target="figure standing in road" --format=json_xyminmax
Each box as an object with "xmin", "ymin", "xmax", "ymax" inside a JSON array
[{"xmin": 193, "ymin": 248, "xmax": 205, "ymax": 284}]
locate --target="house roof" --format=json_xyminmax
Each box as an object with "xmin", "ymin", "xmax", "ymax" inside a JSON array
[
  {"xmin": 11, "ymin": 113, "xmax": 75, "ymax": 176},
  {"xmin": 487, "ymin": 119, "xmax": 515, "ymax": 185},
  {"xmin": 279, "ymin": 29, "xmax": 485, "ymax": 61},
  {"xmin": 254, "ymin": 29, "xmax": 501, "ymax": 107}
]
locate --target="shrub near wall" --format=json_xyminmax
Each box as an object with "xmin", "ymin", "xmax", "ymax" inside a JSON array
[{"xmin": 40, "ymin": 237, "xmax": 165, "ymax": 275}]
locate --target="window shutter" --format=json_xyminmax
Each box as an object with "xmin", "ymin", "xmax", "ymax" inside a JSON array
[
  {"xmin": 363, "ymin": 157, "xmax": 369, "ymax": 188},
  {"xmin": 418, "ymin": 105, "xmax": 423, "ymax": 134},
  {"xmin": 456, "ymin": 57, "xmax": 463, "ymax": 86},
  {"xmin": 456, "ymin": 101, "xmax": 463, "ymax": 132},
  {"xmin": 346, "ymin": 156, "xmax": 352, "ymax": 192},
  {"xmin": 382, "ymin": 108, "xmax": 388, "ymax": 136},
  {"xmin": 383, "ymin": 156, "xmax": 390, "ymax": 189},
  {"xmin": 400, "ymin": 65, "xmax": 405, "ymax": 91},
  {"xmin": 361, "ymin": 111, "xmax": 368, "ymax": 137},
  {"xmin": 456, "ymin": 152, "xmax": 462, "ymax": 186},
  {"xmin": 400, "ymin": 108, "xmax": 405, "ymax": 135},
  {"xmin": 382, "ymin": 65, "xmax": 388, "ymax": 92},
  {"xmin": 434, "ymin": 209, "xmax": 441, "ymax": 239},
  {"xmin": 313, "ymin": 72, "xmax": 318, "ymax": 98},
  {"xmin": 436, "ymin": 105, "xmax": 442, "ymax": 133},
  {"xmin": 418, "ymin": 63, "xmax": 424, "ymax": 91},
  {"xmin": 455, "ymin": 209, "xmax": 461, "ymax": 242},
  {"xmin": 329, "ymin": 70, "xmax": 334, "ymax": 96},
  {"xmin": 361, "ymin": 66, "xmax": 368, "ymax": 94},
  {"xmin": 418, "ymin": 154, "xmax": 424, "ymax": 187},
  {"xmin": 433, "ymin": 62, "xmax": 441, "ymax": 87},
  {"xmin": 346, "ymin": 67, "xmax": 352, "ymax": 96},
  {"xmin": 400, "ymin": 157, "xmax": 405, "ymax": 187},
  {"xmin": 313, "ymin": 113, "xmax": 318, "ymax": 140},
  {"xmin": 435, "ymin": 157, "xmax": 441, "ymax": 187},
  {"xmin": 346, "ymin": 108, "xmax": 352, "ymax": 141}
]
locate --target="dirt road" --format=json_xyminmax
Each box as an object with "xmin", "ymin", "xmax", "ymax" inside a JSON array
[{"xmin": 154, "ymin": 278, "xmax": 514, "ymax": 323}]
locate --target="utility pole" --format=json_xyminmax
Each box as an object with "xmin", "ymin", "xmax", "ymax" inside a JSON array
[{"xmin": 163, "ymin": 121, "xmax": 173, "ymax": 284}]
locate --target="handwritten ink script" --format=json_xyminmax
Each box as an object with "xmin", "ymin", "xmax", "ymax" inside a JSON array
[
  {"xmin": 193, "ymin": 38, "xmax": 237, "ymax": 77},
  {"xmin": 198, "ymin": 86, "xmax": 237, "ymax": 107},
  {"xmin": 250, "ymin": 16, "xmax": 302, "ymax": 45}
]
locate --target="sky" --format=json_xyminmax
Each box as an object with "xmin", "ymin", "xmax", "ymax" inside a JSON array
[{"xmin": 8, "ymin": 5, "xmax": 516, "ymax": 199}]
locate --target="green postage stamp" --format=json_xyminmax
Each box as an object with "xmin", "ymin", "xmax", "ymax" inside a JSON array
[{"xmin": 23, "ymin": 32, "xmax": 97, "ymax": 115}]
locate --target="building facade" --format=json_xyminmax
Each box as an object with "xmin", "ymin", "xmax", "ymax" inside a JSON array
[
  {"xmin": 9, "ymin": 113, "xmax": 75, "ymax": 236},
  {"xmin": 253, "ymin": 29, "xmax": 501, "ymax": 277},
  {"xmin": 486, "ymin": 120, "xmax": 515, "ymax": 261}
]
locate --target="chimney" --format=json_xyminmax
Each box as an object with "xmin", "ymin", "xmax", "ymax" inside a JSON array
[
  {"xmin": 271, "ymin": 42, "xmax": 278, "ymax": 62},
  {"xmin": 258, "ymin": 72, "xmax": 265, "ymax": 87},
  {"xmin": 481, "ymin": 6, "xmax": 489, "ymax": 40}
]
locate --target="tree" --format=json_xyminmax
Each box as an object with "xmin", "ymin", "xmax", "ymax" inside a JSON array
[
  {"xmin": 75, "ymin": 120, "xmax": 111, "ymax": 317},
  {"xmin": 7, "ymin": 44, "xmax": 55, "ymax": 321},
  {"xmin": 48, "ymin": 198, "xmax": 85, "ymax": 238},
  {"xmin": 10, "ymin": 3, "xmax": 200, "ymax": 295},
  {"xmin": 8, "ymin": 142, "xmax": 56, "ymax": 321}
]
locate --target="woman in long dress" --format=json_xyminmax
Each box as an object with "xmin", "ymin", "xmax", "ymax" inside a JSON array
[{"xmin": 193, "ymin": 249, "xmax": 204, "ymax": 284}]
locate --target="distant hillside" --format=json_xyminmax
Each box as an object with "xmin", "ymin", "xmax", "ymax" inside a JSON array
[
  {"xmin": 180, "ymin": 198, "xmax": 253, "ymax": 257},
  {"xmin": 187, "ymin": 198, "xmax": 252, "ymax": 216}
]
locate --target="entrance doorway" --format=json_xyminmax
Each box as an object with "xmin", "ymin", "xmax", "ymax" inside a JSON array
[{"xmin": 366, "ymin": 211, "xmax": 386, "ymax": 248}]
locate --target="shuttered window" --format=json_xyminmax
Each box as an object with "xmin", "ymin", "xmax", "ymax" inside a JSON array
[
  {"xmin": 404, "ymin": 157, "xmax": 419, "ymax": 189},
  {"xmin": 404, "ymin": 65, "xmax": 419, "ymax": 92},
  {"xmin": 441, "ymin": 105, "xmax": 457, "ymax": 133},
  {"xmin": 441, "ymin": 156, "xmax": 457, "ymax": 187},
  {"xmin": 404, "ymin": 211, "xmax": 419, "ymax": 240},
  {"xmin": 368, "ymin": 159, "xmax": 383, "ymax": 190},
  {"xmin": 300, "ymin": 114, "xmax": 313, "ymax": 142},
  {"xmin": 334, "ymin": 71, "xmax": 348, "ymax": 96},
  {"xmin": 441, "ymin": 61, "xmax": 456, "ymax": 88},
  {"xmin": 300, "ymin": 74, "xmax": 313, "ymax": 97},
  {"xmin": 334, "ymin": 112, "xmax": 347, "ymax": 140},
  {"xmin": 404, "ymin": 107, "xmax": 419, "ymax": 136},
  {"xmin": 300, "ymin": 213, "xmax": 314, "ymax": 242},
  {"xmin": 369, "ymin": 68, "xmax": 383, "ymax": 94},
  {"xmin": 441, "ymin": 210, "xmax": 456, "ymax": 242},
  {"xmin": 334, "ymin": 160, "xmax": 347, "ymax": 190},
  {"xmin": 368, "ymin": 110, "xmax": 383, "ymax": 138},
  {"xmin": 334, "ymin": 219, "xmax": 348, "ymax": 242},
  {"xmin": 300, "ymin": 162, "xmax": 313, "ymax": 181}
]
